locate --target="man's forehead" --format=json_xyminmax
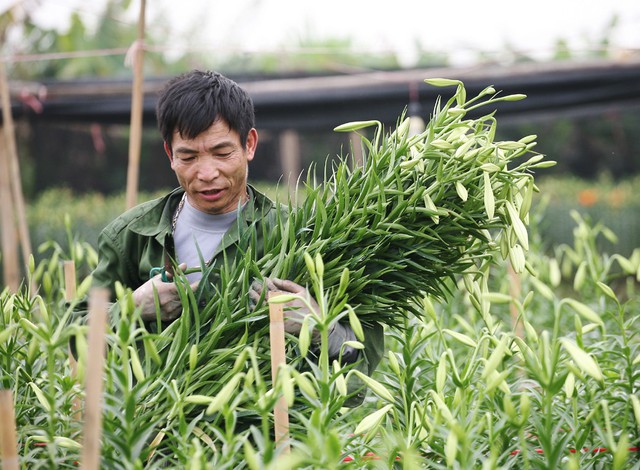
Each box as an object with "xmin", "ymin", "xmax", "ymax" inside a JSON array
[{"xmin": 173, "ymin": 120, "xmax": 234, "ymax": 142}]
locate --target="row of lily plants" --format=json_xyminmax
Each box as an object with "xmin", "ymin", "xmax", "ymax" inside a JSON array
[{"xmin": 1, "ymin": 206, "xmax": 639, "ymax": 469}]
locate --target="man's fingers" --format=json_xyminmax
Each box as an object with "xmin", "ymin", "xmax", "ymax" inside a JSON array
[
  {"xmin": 270, "ymin": 277, "xmax": 303, "ymax": 294},
  {"xmin": 248, "ymin": 278, "xmax": 267, "ymax": 309},
  {"xmin": 248, "ymin": 288, "xmax": 261, "ymax": 304},
  {"xmin": 264, "ymin": 277, "xmax": 278, "ymax": 292},
  {"xmin": 284, "ymin": 318, "xmax": 302, "ymax": 335},
  {"xmin": 252, "ymin": 277, "xmax": 299, "ymax": 294},
  {"xmin": 250, "ymin": 278, "xmax": 263, "ymax": 293},
  {"xmin": 248, "ymin": 277, "xmax": 310, "ymax": 311},
  {"xmin": 155, "ymin": 279, "xmax": 179, "ymax": 294}
]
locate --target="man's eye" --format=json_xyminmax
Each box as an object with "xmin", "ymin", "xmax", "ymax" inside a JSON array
[
  {"xmin": 180, "ymin": 156, "xmax": 196, "ymax": 162},
  {"xmin": 217, "ymin": 152, "xmax": 232, "ymax": 158}
]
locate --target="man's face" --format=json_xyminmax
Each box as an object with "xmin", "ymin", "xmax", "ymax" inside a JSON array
[{"xmin": 166, "ymin": 119, "xmax": 258, "ymax": 215}]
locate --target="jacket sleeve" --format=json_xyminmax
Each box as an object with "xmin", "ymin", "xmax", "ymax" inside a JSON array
[
  {"xmin": 92, "ymin": 230, "xmax": 126, "ymax": 300},
  {"xmin": 91, "ymin": 222, "xmax": 154, "ymax": 300}
]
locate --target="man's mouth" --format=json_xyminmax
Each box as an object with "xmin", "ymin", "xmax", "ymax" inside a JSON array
[{"xmin": 201, "ymin": 189, "xmax": 223, "ymax": 196}]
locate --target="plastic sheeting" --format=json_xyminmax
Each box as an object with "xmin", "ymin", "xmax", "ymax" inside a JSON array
[{"xmin": 7, "ymin": 58, "xmax": 640, "ymax": 131}]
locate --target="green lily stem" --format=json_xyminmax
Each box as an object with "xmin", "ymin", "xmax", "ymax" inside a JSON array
[{"xmin": 46, "ymin": 341, "xmax": 57, "ymax": 462}]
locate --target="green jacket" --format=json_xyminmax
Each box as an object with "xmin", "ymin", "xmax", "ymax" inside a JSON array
[{"xmin": 91, "ymin": 185, "xmax": 383, "ymax": 404}]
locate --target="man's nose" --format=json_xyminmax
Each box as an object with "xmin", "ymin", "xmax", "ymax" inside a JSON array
[{"xmin": 196, "ymin": 157, "xmax": 219, "ymax": 181}]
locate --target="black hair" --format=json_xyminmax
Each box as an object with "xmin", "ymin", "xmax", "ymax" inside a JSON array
[{"xmin": 156, "ymin": 70, "xmax": 255, "ymax": 151}]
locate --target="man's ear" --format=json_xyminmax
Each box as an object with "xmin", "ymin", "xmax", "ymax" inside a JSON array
[
  {"xmin": 245, "ymin": 128, "xmax": 258, "ymax": 162},
  {"xmin": 164, "ymin": 141, "xmax": 173, "ymax": 160}
]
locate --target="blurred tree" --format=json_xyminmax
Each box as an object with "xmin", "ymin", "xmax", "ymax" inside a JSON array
[
  {"xmin": 207, "ymin": 36, "xmax": 401, "ymax": 75},
  {"xmin": 588, "ymin": 14, "xmax": 619, "ymax": 59},
  {"xmin": 0, "ymin": 0, "xmax": 194, "ymax": 80},
  {"xmin": 553, "ymin": 38, "xmax": 572, "ymax": 61}
]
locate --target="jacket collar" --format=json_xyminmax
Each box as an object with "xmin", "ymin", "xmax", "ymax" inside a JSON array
[
  {"xmin": 128, "ymin": 185, "xmax": 274, "ymax": 244},
  {"xmin": 213, "ymin": 185, "xmax": 275, "ymax": 256},
  {"xmin": 128, "ymin": 187, "xmax": 184, "ymax": 241}
]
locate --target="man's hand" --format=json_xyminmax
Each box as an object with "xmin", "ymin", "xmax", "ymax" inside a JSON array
[
  {"xmin": 133, "ymin": 263, "xmax": 199, "ymax": 322},
  {"xmin": 249, "ymin": 277, "xmax": 359, "ymax": 362},
  {"xmin": 249, "ymin": 277, "xmax": 325, "ymax": 342}
]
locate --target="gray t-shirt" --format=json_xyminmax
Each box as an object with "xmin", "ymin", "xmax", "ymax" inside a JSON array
[{"xmin": 173, "ymin": 196, "xmax": 238, "ymax": 282}]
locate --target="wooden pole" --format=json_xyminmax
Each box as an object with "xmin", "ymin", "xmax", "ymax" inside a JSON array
[
  {"xmin": 125, "ymin": 0, "xmax": 146, "ymax": 210},
  {"xmin": 349, "ymin": 131, "xmax": 364, "ymax": 168},
  {"xmin": 64, "ymin": 260, "xmax": 77, "ymax": 302},
  {"xmin": 0, "ymin": 133, "xmax": 19, "ymax": 292},
  {"xmin": 268, "ymin": 292, "xmax": 290, "ymax": 454},
  {"xmin": 0, "ymin": 389, "xmax": 19, "ymax": 470},
  {"xmin": 0, "ymin": 59, "xmax": 32, "ymax": 276},
  {"xmin": 80, "ymin": 288, "xmax": 109, "ymax": 470},
  {"xmin": 279, "ymin": 129, "xmax": 301, "ymax": 194}
]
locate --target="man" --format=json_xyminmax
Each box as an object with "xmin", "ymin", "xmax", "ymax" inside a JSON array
[{"xmin": 91, "ymin": 70, "xmax": 382, "ymax": 401}]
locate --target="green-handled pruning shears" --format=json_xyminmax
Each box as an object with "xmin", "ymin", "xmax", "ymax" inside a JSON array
[
  {"xmin": 149, "ymin": 266, "xmax": 171, "ymax": 282},
  {"xmin": 150, "ymin": 265, "xmax": 202, "ymax": 282}
]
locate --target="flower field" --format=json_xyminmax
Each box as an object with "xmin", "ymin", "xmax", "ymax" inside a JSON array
[
  {"xmin": 2, "ymin": 206, "xmax": 639, "ymax": 468},
  {"xmin": 1, "ymin": 80, "xmax": 639, "ymax": 469}
]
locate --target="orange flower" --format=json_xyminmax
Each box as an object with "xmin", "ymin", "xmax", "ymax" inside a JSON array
[{"xmin": 577, "ymin": 189, "xmax": 598, "ymax": 207}]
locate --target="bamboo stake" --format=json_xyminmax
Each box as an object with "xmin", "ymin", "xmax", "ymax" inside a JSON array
[
  {"xmin": 0, "ymin": 389, "xmax": 19, "ymax": 470},
  {"xmin": 125, "ymin": 0, "xmax": 146, "ymax": 210},
  {"xmin": 0, "ymin": 59, "xmax": 32, "ymax": 277},
  {"xmin": 64, "ymin": 260, "xmax": 76, "ymax": 302},
  {"xmin": 279, "ymin": 129, "xmax": 301, "ymax": 194},
  {"xmin": 268, "ymin": 292, "xmax": 290, "ymax": 454},
  {"xmin": 0, "ymin": 133, "xmax": 19, "ymax": 292},
  {"xmin": 80, "ymin": 288, "xmax": 109, "ymax": 470},
  {"xmin": 349, "ymin": 131, "xmax": 364, "ymax": 168}
]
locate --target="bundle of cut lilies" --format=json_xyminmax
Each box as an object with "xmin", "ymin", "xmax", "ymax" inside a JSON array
[{"xmin": 245, "ymin": 78, "xmax": 553, "ymax": 329}]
